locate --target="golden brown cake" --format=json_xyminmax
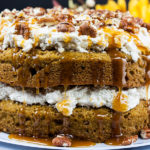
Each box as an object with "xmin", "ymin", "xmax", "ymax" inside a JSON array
[
  {"xmin": 0, "ymin": 100, "xmax": 148, "ymax": 143},
  {"xmin": 0, "ymin": 6, "xmax": 150, "ymax": 147}
]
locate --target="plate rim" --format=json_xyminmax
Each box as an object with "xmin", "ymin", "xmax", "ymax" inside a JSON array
[{"xmin": 0, "ymin": 132, "xmax": 149, "ymax": 150}]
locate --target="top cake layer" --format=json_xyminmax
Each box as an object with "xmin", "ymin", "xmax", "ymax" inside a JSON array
[{"xmin": 0, "ymin": 7, "xmax": 150, "ymax": 61}]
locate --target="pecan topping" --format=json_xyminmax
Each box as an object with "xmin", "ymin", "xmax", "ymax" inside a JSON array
[
  {"xmin": 142, "ymin": 23, "xmax": 150, "ymax": 30},
  {"xmin": 119, "ymin": 17, "xmax": 140, "ymax": 33},
  {"xmin": 96, "ymin": 22, "xmax": 105, "ymax": 28},
  {"xmin": 121, "ymin": 135, "xmax": 138, "ymax": 145},
  {"xmin": 57, "ymin": 14, "xmax": 74, "ymax": 23},
  {"xmin": 23, "ymin": 7, "xmax": 33, "ymax": 15},
  {"xmin": 23, "ymin": 7, "xmax": 46, "ymax": 16},
  {"xmin": 34, "ymin": 7, "xmax": 46, "ymax": 16},
  {"xmin": 57, "ymin": 22, "xmax": 75, "ymax": 32},
  {"xmin": 140, "ymin": 128, "xmax": 150, "ymax": 139},
  {"xmin": 1, "ymin": 11, "xmax": 15, "ymax": 18},
  {"xmin": 1, "ymin": 10, "xmax": 17, "ymax": 20},
  {"xmin": 78, "ymin": 21, "xmax": 97, "ymax": 38},
  {"xmin": 38, "ymin": 17, "xmax": 58, "ymax": 27},
  {"xmin": 15, "ymin": 22, "xmax": 30, "ymax": 39},
  {"xmin": 52, "ymin": 135, "xmax": 71, "ymax": 147}
]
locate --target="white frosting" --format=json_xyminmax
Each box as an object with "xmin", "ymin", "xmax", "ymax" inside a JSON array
[
  {"xmin": 137, "ymin": 27, "xmax": 150, "ymax": 49},
  {"xmin": 0, "ymin": 82, "xmax": 149, "ymax": 116},
  {"xmin": 0, "ymin": 8, "xmax": 150, "ymax": 62}
]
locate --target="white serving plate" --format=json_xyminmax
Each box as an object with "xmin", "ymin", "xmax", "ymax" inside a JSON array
[{"xmin": 0, "ymin": 132, "xmax": 150, "ymax": 150}]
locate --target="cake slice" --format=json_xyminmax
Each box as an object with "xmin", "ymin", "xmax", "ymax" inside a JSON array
[{"xmin": 0, "ymin": 7, "xmax": 149, "ymax": 147}]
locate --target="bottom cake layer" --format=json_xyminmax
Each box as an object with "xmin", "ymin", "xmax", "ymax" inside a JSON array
[{"xmin": 0, "ymin": 100, "xmax": 148, "ymax": 143}]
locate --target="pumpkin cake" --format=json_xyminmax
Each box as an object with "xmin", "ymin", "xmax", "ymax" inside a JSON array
[{"xmin": 0, "ymin": 7, "xmax": 150, "ymax": 147}]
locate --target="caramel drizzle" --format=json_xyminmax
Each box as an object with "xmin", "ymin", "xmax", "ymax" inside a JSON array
[
  {"xmin": 111, "ymin": 60, "xmax": 126, "ymax": 139},
  {"xmin": 106, "ymin": 49, "xmax": 127, "ymax": 144},
  {"xmin": 111, "ymin": 111, "xmax": 122, "ymax": 138}
]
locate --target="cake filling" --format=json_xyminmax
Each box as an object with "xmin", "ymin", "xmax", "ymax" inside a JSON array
[{"xmin": 0, "ymin": 82, "xmax": 149, "ymax": 116}]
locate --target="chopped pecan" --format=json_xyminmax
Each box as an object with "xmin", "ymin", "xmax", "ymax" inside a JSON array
[
  {"xmin": 142, "ymin": 23, "xmax": 150, "ymax": 30},
  {"xmin": 23, "ymin": 7, "xmax": 33, "ymax": 15},
  {"xmin": 57, "ymin": 22, "xmax": 75, "ymax": 32},
  {"xmin": 23, "ymin": 7, "xmax": 46, "ymax": 16},
  {"xmin": 1, "ymin": 11, "xmax": 15, "ymax": 18},
  {"xmin": 134, "ymin": 17, "xmax": 144, "ymax": 26},
  {"xmin": 119, "ymin": 15, "xmax": 147, "ymax": 33},
  {"xmin": 1, "ymin": 10, "xmax": 17, "ymax": 20},
  {"xmin": 87, "ymin": 9, "xmax": 96, "ymax": 16},
  {"xmin": 33, "ymin": 7, "xmax": 46, "ymax": 16},
  {"xmin": 52, "ymin": 135, "xmax": 71, "ymax": 147},
  {"xmin": 15, "ymin": 22, "xmax": 30, "ymax": 39},
  {"xmin": 119, "ymin": 18, "xmax": 139, "ymax": 33},
  {"xmin": 78, "ymin": 21, "xmax": 97, "ymax": 38},
  {"xmin": 96, "ymin": 22, "xmax": 105, "ymax": 28},
  {"xmin": 38, "ymin": 17, "xmax": 58, "ymax": 27},
  {"xmin": 105, "ymin": 11, "xmax": 116, "ymax": 19},
  {"xmin": 140, "ymin": 128, "xmax": 150, "ymax": 139},
  {"xmin": 122, "ymin": 135, "xmax": 138, "ymax": 145},
  {"xmin": 57, "ymin": 14, "xmax": 74, "ymax": 23}
]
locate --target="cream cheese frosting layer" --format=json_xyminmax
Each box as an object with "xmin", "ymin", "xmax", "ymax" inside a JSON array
[
  {"xmin": 0, "ymin": 82, "xmax": 149, "ymax": 116},
  {"xmin": 0, "ymin": 8, "xmax": 150, "ymax": 62}
]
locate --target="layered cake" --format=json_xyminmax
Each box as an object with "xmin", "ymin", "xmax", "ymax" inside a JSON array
[{"xmin": 0, "ymin": 6, "xmax": 150, "ymax": 147}]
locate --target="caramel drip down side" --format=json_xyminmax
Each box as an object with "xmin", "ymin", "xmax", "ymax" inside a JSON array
[
  {"xmin": 112, "ymin": 57, "xmax": 127, "ymax": 88},
  {"xmin": 105, "ymin": 50, "xmax": 127, "ymax": 145},
  {"xmin": 112, "ymin": 111, "xmax": 122, "ymax": 138},
  {"xmin": 111, "ymin": 51, "xmax": 127, "ymax": 138}
]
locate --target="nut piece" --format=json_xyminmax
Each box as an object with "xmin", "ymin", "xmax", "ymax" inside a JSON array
[
  {"xmin": 38, "ymin": 17, "xmax": 58, "ymax": 27},
  {"xmin": 140, "ymin": 128, "xmax": 150, "ymax": 139},
  {"xmin": 52, "ymin": 135, "xmax": 72, "ymax": 147},
  {"xmin": 33, "ymin": 7, "xmax": 46, "ymax": 16},
  {"xmin": 78, "ymin": 21, "xmax": 97, "ymax": 38},
  {"xmin": 23, "ymin": 7, "xmax": 46, "ymax": 16},
  {"xmin": 57, "ymin": 14, "xmax": 74, "ymax": 22},
  {"xmin": 1, "ymin": 10, "xmax": 16, "ymax": 18},
  {"xmin": 122, "ymin": 135, "xmax": 138, "ymax": 145},
  {"xmin": 15, "ymin": 22, "xmax": 30, "ymax": 39},
  {"xmin": 142, "ymin": 23, "xmax": 150, "ymax": 30},
  {"xmin": 119, "ymin": 17, "xmax": 141, "ymax": 33},
  {"xmin": 57, "ymin": 22, "xmax": 75, "ymax": 32}
]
